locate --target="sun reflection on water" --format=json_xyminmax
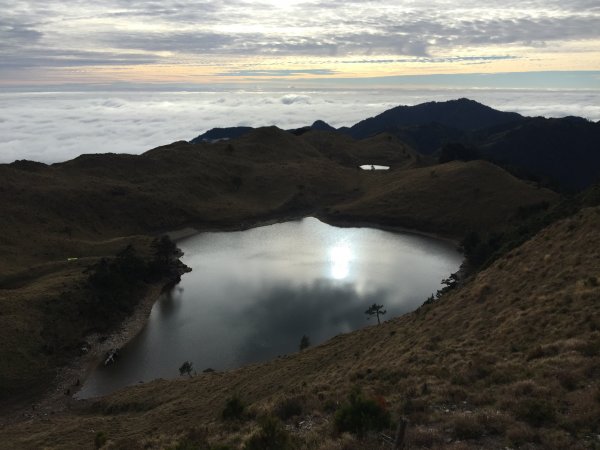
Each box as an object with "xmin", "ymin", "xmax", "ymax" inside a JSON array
[{"xmin": 329, "ymin": 243, "xmax": 353, "ymax": 280}]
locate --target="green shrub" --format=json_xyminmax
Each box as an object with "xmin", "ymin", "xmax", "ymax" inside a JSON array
[
  {"xmin": 243, "ymin": 416, "xmax": 291, "ymax": 450},
  {"xmin": 334, "ymin": 389, "xmax": 391, "ymax": 437},
  {"xmin": 515, "ymin": 398, "xmax": 556, "ymax": 427},
  {"xmin": 94, "ymin": 431, "xmax": 107, "ymax": 449},
  {"xmin": 173, "ymin": 440, "xmax": 207, "ymax": 450},
  {"xmin": 171, "ymin": 429, "xmax": 213, "ymax": 450},
  {"xmin": 222, "ymin": 395, "xmax": 246, "ymax": 421},
  {"xmin": 451, "ymin": 415, "xmax": 485, "ymax": 440},
  {"xmin": 275, "ymin": 396, "xmax": 304, "ymax": 421},
  {"xmin": 556, "ymin": 370, "xmax": 578, "ymax": 391},
  {"xmin": 582, "ymin": 337, "xmax": 600, "ymax": 357}
]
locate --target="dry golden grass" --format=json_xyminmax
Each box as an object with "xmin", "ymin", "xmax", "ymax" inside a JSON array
[
  {"xmin": 2, "ymin": 206, "xmax": 598, "ymax": 449},
  {"xmin": 333, "ymin": 160, "xmax": 558, "ymax": 238}
]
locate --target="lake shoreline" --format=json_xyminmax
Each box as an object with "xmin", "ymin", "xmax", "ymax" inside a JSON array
[
  {"xmin": 81, "ymin": 216, "xmax": 463, "ymax": 397},
  {"xmin": 316, "ymin": 215, "xmax": 461, "ymax": 248},
  {"xmin": 165, "ymin": 212, "xmax": 462, "ymax": 249},
  {"xmin": 8, "ymin": 213, "xmax": 462, "ymax": 420},
  {"xmin": 3, "ymin": 278, "xmax": 181, "ymax": 426}
]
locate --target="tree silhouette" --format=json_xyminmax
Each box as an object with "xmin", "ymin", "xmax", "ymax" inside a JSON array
[
  {"xmin": 365, "ymin": 303, "xmax": 386, "ymax": 325},
  {"xmin": 299, "ymin": 334, "xmax": 310, "ymax": 351},
  {"xmin": 152, "ymin": 235, "xmax": 179, "ymax": 265},
  {"xmin": 179, "ymin": 360, "xmax": 194, "ymax": 378}
]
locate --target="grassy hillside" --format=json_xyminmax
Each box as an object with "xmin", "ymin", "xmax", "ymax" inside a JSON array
[
  {"xmin": 327, "ymin": 160, "xmax": 557, "ymax": 238},
  {"xmin": 2, "ymin": 205, "xmax": 598, "ymax": 449},
  {"xmin": 0, "ymin": 128, "xmax": 553, "ymax": 275},
  {"xmin": 0, "ymin": 127, "xmax": 560, "ymax": 417}
]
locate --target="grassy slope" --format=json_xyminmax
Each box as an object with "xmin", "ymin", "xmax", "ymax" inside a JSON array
[
  {"xmin": 0, "ymin": 127, "xmax": 559, "ymax": 410},
  {"xmin": 0, "ymin": 235, "xmax": 161, "ymax": 400},
  {"xmin": 0, "ymin": 128, "xmax": 554, "ymax": 274},
  {"xmin": 2, "ymin": 206, "xmax": 598, "ymax": 449},
  {"xmin": 329, "ymin": 160, "xmax": 557, "ymax": 238}
]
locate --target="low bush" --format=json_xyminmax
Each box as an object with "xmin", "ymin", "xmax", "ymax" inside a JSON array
[
  {"xmin": 556, "ymin": 370, "xmax": 578, "ymax": 391},
  {"xmin": 451, "ymin": 414, "xmax": 485, "ymax": 440},
  {"xmin": 172, "ymin": 429, "xmax": 231, "ymax": 450},
  {"xmin": 94, "ymin": 431, "xmax": 107, "ymax": 449},
  {"xmin": 334, "ymin": 388, "xmax": 391, "ymax": 437},
  {"xmin": 514, "ymin": 398, "xmax": 556, "ymax": 427},
  {"xmin": 506, "ymin": 423, "xmax": 537, "ymax": 446},
  {"xmin": 222, "ymin": 395, "xmax": 246, "ymax": 421},
  {"xmin": 274, "ymin": 396, "xmax": 304, "ymax": 421},
  {"xmin": 243, "ymin": 416, "xmax": 292, "ymax": 450}
]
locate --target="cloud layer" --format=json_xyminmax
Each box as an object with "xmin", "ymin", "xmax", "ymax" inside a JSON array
[
  {"xmin": 1, "ymin": 88, "xmax": 599, "ymax": 164},
  {"xmin": 1, "ymin": 0, "xmax": 599, "ymax": 83}
]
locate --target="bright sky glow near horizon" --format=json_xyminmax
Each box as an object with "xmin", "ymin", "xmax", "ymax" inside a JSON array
[{"xmin": 1, "ymin": 0, "xmax": 599, "ymax": 87}]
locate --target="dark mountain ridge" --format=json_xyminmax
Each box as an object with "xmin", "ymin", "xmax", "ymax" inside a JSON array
[
  {"xmin": 345, "ymin": 97, "xmax": 523, "ymax": 138},
  {"xmin": 190, "ymin": 126, "xmax": 254, "ymax": 143},
  {"xmin": 189, "ymin": 98, "xmax": 600, "ymax": 191},
  {"xmin": 479, "ymin": 116, "xmax": 600, "ymax": 191}
]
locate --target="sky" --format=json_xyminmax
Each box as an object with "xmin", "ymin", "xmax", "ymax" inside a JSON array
[{"xmin": 1, "ymin": 0, "xmax": 600, "ymax": 87}]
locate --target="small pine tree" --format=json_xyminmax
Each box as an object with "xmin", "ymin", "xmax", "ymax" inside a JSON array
[
  {"xmin": 365, "ymin": 303, "xmax": 386, "ymax": 325},
  {"xmin": 152, "ymin": 235, "xmax": 179, "ymax": 265},
  {"xmin": 299, "ymin": 335, "xmax": 310, "ymax": 351},
  {"xmin": 179, "ymin": 360, "xmax": 193, "ymax": 378}
]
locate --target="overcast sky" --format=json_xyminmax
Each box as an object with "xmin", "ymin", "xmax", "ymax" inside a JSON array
[{"xmin": 1, "ymin": 0, "xmax": 600, "ymax": 86}]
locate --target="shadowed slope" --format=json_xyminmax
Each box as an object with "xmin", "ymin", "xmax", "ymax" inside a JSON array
[
  {"xmin": 329, "ymin": 160, "xmax": 557, "ymax": 237},
  {"xmin": 2, "ymin": 205, "xmax": 598, "ymax": 449}
]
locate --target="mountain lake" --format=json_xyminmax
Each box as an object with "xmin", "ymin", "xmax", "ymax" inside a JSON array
[{"xmin": 78, "ymin": 217, "xmax": 463, "ymax": 398}]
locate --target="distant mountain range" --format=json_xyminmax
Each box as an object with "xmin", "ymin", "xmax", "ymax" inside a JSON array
[{"xmin": 190, "ymin": 98, "xmax": 600, "ymax": 191}]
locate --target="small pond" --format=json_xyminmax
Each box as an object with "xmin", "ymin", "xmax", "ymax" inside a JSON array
[
  {"xmin": 78, "ymin": 217, "xmax": 462, "ymax": 398},
  {"xmin": 360, "ymin": 165, "xmax": 390, "ymax": 170}
]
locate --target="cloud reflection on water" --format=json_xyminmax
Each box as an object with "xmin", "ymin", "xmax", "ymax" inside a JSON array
[
  {"xmin": 77, "ymin": 218, "xmax": 462, "ymax": 398},
  {"xmin": 234, "ymin": 278, "xmax": 389, "ymax": 365}
]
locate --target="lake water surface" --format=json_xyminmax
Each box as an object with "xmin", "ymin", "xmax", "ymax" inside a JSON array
[{"xmin": 78, "ymin": 217, "xmax": 462, "ymax": 398}]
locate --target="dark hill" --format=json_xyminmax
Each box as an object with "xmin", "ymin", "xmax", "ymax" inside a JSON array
[
  {"xmin": 190, "ymin": 126, "xmax": 254, "ymax": 143},
  {"xmin": 346, "ymin": 98, "xmax": 523, "ymax": 139},
  {"xmin": 191, "ymin": 121, "xmax": 337, "ymax": 143},
  {"xmin": 299, "ymin": 130, "xmax": 421, "ymax": 168},
  {"xmin": 480, "ymin": 117, "xmax": 600, "ymax": 191},
  {"xmin": 342, "ymin": 100, "xmax": 600, "ymax": 191},
  {"xmin": 310, "ymin": 120, "xmax": 336, "ymax": 131},
  {"xmin": 188, "ymin": 100, "xmax": 600, "ymax": 192},
  {"xmin": 385, "ymin": 122, "xmax": 468, "ymax": 155}
]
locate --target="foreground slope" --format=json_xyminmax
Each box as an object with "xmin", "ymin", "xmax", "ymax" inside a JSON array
[{"xmin": 2, "ymin": 206, "xmax": 598, "ymax": 449}]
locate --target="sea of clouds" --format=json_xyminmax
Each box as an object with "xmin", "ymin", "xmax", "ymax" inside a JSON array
[{"xmin": 1, "ymin": 88, "xmax": 599, "ymax": 164}]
